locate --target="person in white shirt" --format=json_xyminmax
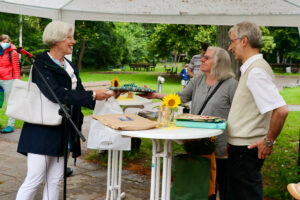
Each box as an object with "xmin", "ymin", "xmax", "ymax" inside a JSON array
[{"xmin": 226, "ymin": 21, "xmax": 288, "ymax": 200}]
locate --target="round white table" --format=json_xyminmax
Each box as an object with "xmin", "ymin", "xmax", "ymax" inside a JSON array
[{"xmin": 119, "ymin": 127, "xmax": 223, "ymax": 200}]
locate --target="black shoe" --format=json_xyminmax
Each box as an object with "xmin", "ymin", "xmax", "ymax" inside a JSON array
[{"xmin": 66, "ymin": 167, "xmax": 73, "ymax": 177}]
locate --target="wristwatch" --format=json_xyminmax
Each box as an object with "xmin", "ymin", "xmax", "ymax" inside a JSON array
[
  {"xmin": 92, "ymin": 91, "xmax": 96, "ymax": 100},
  {"xmin": 264, "ymin": 137, "xmax": 275, "ymax": 147}
]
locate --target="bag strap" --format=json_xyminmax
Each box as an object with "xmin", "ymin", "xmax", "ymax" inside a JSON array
[
  {"xmin": 8, "ymin": 50, "xmax": 12, "ymax": 63},
  {"xmin": 198, "ymin": 80, "xmax": 224, "ymax": 115},
  {"xmin": 26, "ymin": 65, "xmax": 34, "ymax": 91}
]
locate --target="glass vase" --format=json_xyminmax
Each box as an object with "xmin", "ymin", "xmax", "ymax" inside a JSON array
[{"xmin": 168, "ymin": 108, "xmax": 176, "ymax": 127}]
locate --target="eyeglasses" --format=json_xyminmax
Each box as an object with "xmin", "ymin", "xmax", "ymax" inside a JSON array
[
  {"xmin": 228, "ymin": 37, "xmax": 241, "ymax": 45},
  {"xmin": 66, "ymin": 36, "xmax": 74, "ymax": 40}
]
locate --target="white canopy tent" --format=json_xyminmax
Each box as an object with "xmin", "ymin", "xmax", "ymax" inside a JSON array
[
  {"xmin": 1, "ymin": 0, "xmax": 299, "ymax": 67},
  {"xmin": 0, "ymin": 0, "xmax": 299, "ymax": 29}
]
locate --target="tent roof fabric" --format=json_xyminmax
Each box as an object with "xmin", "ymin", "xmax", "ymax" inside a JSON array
[{"xmin": 0, "ymin": 0, "xmax": 300, "ymax": 27}]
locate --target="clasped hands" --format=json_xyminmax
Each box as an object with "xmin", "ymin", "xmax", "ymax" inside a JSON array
[{"xmin": 92, "ymin": 88, "xmax": 121, "ymax": 101}]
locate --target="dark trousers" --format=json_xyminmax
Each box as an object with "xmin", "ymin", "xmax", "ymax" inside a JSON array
[
  {"xmin": 209, "ymin": 159, "xmax": 228, "ymax": 200},
  {"xmin": 216, "ymin": 159, "xmax": 228, "ymax": 200},
  {"xmin": 226, "ymin": 144, "xmax": 264, "ymax": 200}
]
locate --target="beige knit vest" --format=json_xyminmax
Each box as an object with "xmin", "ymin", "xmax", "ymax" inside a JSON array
[{"xmin": 227, "ymin": 58, "xmax": 274, "ymax": 145}]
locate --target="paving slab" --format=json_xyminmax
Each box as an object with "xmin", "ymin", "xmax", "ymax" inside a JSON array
[{"xmin": 0, "ymin": 115, "xmax": 150, "ymax": 200}]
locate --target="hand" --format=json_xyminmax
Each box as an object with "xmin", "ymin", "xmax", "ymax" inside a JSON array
[
  {"xmin": 137, "ymin": 92, "xmax": 158, "ymax": 99},
  {"xmin": 112, "ymin": 90, "xmax": 122, "ymax": 99},
  {"xmin": 248, "ymin": 138, "xmax": 273, "ymax": 159},
  {"xmin": 93, "ymin": 88, "xmax": 113, "ymax": 101}
]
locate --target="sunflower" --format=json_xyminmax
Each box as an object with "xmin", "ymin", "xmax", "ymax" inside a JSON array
[
  {"xmin": 111, "ymin": 77, "xmax": 120, "ymax": 87},
  {"xmin": 163, "ymin": 93, "xmax": 181, "ymax": 108}
]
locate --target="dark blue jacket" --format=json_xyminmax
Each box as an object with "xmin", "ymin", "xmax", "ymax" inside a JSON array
[{"xmin": 17, "ymin": 51, "xmax": 95, "ymax": 158}]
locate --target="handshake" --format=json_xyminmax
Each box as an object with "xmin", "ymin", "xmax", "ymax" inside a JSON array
[{"xmin": 91, "ymin": 88, "xmax": 121, "ymax": 101}]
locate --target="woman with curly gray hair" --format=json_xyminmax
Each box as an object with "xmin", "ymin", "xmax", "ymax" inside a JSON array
[{"xmin": 140, "ymin": 46, "xmax": 238, "ymax": 200}]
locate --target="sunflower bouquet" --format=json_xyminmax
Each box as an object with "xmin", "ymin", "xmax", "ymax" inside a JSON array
[{"xmin": 159, "ymin": 93, "xmax": 181, "ymax": 127}]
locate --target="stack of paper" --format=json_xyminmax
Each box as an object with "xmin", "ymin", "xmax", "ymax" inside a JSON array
[{"xmin": 175, "ymin": 114, "xmax": 226, "ymax": 130}]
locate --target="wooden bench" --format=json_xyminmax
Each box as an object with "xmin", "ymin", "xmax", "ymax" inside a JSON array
[
  {"xmin": 21, "ymin": 66, "xmax": 31, "ymax": 76},
  {"xmin": 129, "ymin": 63, "xmax": 151, "ymax": 71},
  {"xmin": 150, "ymin": 63, "xmax": 156, "ymax": 71},
  {"xmin": 164, "ymin": 65, "xmax": 178, "ymax": 75},
  {"xmin": 271, "ymin": 63, "xmax": 300, "ymax": 73},
  {"xmin": 270, "ymin": 63, "xmax": 300, "ymax": 68}
]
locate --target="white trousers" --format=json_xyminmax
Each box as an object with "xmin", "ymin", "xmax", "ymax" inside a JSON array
[
  {"xmin": 0, "ymin": 79, "xmax": 15, "ymax": 126},
  {"xmin": 16, "ymin": 153, "xmax": 64, "ymax": 200}
]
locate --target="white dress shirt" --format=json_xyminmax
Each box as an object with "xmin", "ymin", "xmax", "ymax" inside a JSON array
[{"xmin": 241, "ymin": 54, "xmax": 286, "ymax": 114}]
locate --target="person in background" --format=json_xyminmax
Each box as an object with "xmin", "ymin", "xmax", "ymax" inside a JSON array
[
  {"xmin": 0, "ymin": 34, "xmax": 20, "ymax": 133},
  {"xmin": 140, "ymin": 46, "xmax": 238, "ymax": 200},
  {"xmin": 226, "ymin": 21, "xmax": 289, "ymax": 200},
  {"xmin": 180, "ymin": 63, "xmax": 189, "ymax": 90},
  {"xmin": 16, "ymin": 21, "xmax": 118, "ymax": 200},
  {"xmin": 187, "ymin": 42, "xmax": 210, "ymax": 78}
]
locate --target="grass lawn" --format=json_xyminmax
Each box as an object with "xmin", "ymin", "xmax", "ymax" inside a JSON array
[
  {"xmin": 280, "ymin": 86, "xmax": 300, "ymax": 105},
  {"xmin": 262, "ymin": 111, "xmax": 300, "ymax": 199},
  {"xmin": 0, "ymin": 67, "xmax": 299, "ymax": 199}
]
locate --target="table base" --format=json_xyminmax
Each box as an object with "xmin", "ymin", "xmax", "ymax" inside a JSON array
[
  {"xmin": 151, "ymin": 139, "xmax": 173, "ymax": 200},
  {"xmin": 106, "ymin": 150, "xmax": 125, "ymax": 200}
]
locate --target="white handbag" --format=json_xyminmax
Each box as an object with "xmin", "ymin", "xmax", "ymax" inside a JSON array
[
  {"xmin": 87, "ymin": 98, "xmax": 131, "ymax": 151},
  {"xmin": 6, "ymin": 66, "xmax": 62, "ymax": 126}
]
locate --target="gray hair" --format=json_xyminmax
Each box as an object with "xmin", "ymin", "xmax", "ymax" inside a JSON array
[
  {"xmin": 43, "ymin": 21, "xmax": 74, "ymax": 48},
  {"xmin": 0, "ymin": 34, "xmax": 11, "ymax": 42},
  {"xmin": 209, "ymin": 46, "xmax": 235, "ymax": 81},
  {"xmin": 229, "ymin": 21, "xmax": 261, "ymax": 49}
]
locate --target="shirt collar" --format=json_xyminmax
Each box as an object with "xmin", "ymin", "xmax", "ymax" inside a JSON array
[
  {"xmin": 47, "ymin": 52, "xmax": 65, "ymax": 68},
  {"xmin": 240, "ymin": 54, "xmax": 263, "ymax": 74}
]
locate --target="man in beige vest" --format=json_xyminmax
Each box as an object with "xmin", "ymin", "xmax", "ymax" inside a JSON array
[{"xmin": 226, "ymin": 21, "xmax": 289, "ymax": 200}]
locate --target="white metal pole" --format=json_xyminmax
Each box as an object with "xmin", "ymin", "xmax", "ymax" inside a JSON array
[
  {"xmin": 155, "ymin": 140, "xmax": 161, "ymax": 200},
  {"xmin": 106, "ymin": 150, "xmax": 112, "ymax": 200},
  {"xmin": 166, "ymin": 141, "xmax": 173, "ymax": 200},
  {"xmin": 112, "ymin": 150, "xmax": 117, "ymax": 200},
  {"xmin": 161, "ymin": 140, "xmax": 169, "ymax": 200},
  {"xmin": 117, "ymin": 150, "xmax": 123, "ymax": 200},
  {"xmin": 19, "ymin": 15, "xmax": 22, "ymax": 49},
  {"xmin": 150, "ymin": 139, "xmax": 157, "ymax": 200}
]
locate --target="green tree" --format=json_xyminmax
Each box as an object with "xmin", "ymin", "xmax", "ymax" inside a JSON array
[
  {"xmin": 264, "ymin": 27, "xmax": 300, "ymax": 63},
  {"xmin": 148, "ymin": 24, "xmax": 216, "ymax": 61},
  {"xmin": 0, "ymin": 13, "xmax": 49, "ymax": 65},
  {"xmin": 0, "ymin": 13, "xmax": 20, "ymax": 43},
  {"xmin": 73, "ymin": 21, "xmax": 126, "ymax": 69},
  {"xmin": 114, "ymin": 22, "xmax": 155, "ymax": 64}
]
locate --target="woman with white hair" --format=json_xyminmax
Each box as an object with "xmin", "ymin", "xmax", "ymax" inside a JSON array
[
  {"xmin": 16, "ymin": 21, "xmax": 116, "ymax": 200},
  {"xmin": 140, "ymin": 46, "xmax": 238, "ymax": 200}
]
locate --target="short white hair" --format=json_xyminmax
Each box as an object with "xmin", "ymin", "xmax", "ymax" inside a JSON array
[
  {"xmin": 229, "ymin": 21, "xmax": 262, "ymax": 49},
  {"xmin": 209, "ymin": 46, "xmax": 235, "ymax": 81},
  {"xmin": 43, "ymin": 21, "xmax": 74, "ymax": 48}
]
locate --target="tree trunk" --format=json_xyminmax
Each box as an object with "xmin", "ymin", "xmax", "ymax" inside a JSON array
[
  {"xmin": 216, "ymin": 26, "xmax": 241, "ymax": 80},
  {"xmin": 77, "ymin": 39, "xmax": 86, "ymax": 70}
]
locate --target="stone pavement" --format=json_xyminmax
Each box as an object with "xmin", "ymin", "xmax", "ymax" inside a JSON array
[
  {"xmin": 0, "ymin": 113, "xmax": 152, "ymax": 200},
  {"xmin": 0, "ymin": 75, "xmax": 299, "ymax": 200}
]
